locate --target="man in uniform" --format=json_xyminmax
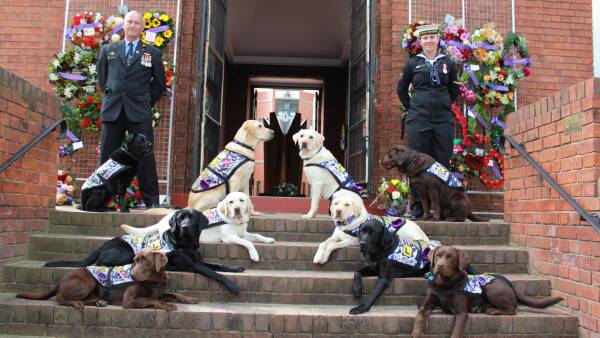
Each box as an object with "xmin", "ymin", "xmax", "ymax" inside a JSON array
[{"xmin": 97, "ymin": 10, "xmax": 166, "ymax": 208}]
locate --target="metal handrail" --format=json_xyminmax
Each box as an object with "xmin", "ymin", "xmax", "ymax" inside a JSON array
[
  {"xmin": 0, "ymin": 119, "xmax": 67, "ymax": 174},
  {"xmin": 504, "ymin": 134, "xmax": 600, "ymax": 232}
]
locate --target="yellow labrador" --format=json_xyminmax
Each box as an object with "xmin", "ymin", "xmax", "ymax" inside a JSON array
[
  {"xmin": 313, "ymin": 194, "xmax": 430, "ymax": 264},
  {"xmin": 188, "ymin": 120, "xmax": 274, "ymax": 211},
  {"xmin": 292, "ymin": 129, "xmax": 363, "ymax": 219},
  {"xmin": 121, "ymin": 192, "xmax": 274, "ymax": 262}
]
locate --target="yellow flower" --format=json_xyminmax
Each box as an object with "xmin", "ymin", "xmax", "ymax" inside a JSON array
[
  {"xmin": 163, "ymin": 30, "xmax": 173, "ymax": 38},
  {"xmin": 483, "ymin": 75, "xmax": 491, "ymax": 82},
  {"xmin": 143, "ymin": 12, "xmax": 152, "ymax": 20},
  {"xmin": 144, "ymin": 20, "xmax": 152, "ymax": 28},
  {"xmin": 155, "ymin": 36, "xmax": 164, "ymax": 47},
  {"xmin": 390, "ymin": 179, "xmax": 400, "ymax": 186},
  {"xmin": 152, "ymin": 18, "xmax": 161, "ymax": 27},
  {"xmin": 159, "ymin": 14, "xmax": 170, "ymax": 21}
]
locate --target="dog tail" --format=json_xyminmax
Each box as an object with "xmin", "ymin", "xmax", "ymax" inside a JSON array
[
  {"xmin": 514, "ymin": 288, "xmax": 563, "ymax": 308},
  {"xmin": 467, "ymin": 211, "xmax": 488, "ymax": 222},
  {"xmin": 16, "ymin": 284, "xmax": 59, "ymax": 300},
  {"xmin": 43, "ymin": 247, "xmax": 101, "ymax": 267},
  {"xmin": 120, "ymin": 223, "xmax": 159, "ymax": 236}
]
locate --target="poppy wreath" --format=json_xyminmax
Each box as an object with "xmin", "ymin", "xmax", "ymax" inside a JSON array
[
  {"xmin": 48, "ymin": 47, "xmax": 98, "ymax": 100},
  {"xmin": 77, "ymin": 93, "xmax": 102, "ymax": 133},
  {"xmin": 479, "ymin": 148, "xmax": 505, "ymax": 189},
  {"xmin": 66, "ymin": 12, "xmax": 111, "ymax": 49},
  {"xmin": 141, "ymin": 10, "xmax": 175, "ymax": 50},
  {"xmin": 502, "ymin": 32, "xmax": 532, "ymax": 79},
  {"xmin": 401, "ymin": 20, "xmax": 429, "ymax": 56}
]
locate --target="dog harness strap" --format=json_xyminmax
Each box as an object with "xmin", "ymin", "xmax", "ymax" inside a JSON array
[
  {"xmin": 424, "ymin": 273, "xmax": 496, "ymax": 295},
  {"xmin": 424, "ymin": 162, "xmax": 464, "ymax": 190},
  {"xmin": 233, "ymin": 139, "xmax": 255, "ymax": 151},
  {"xmin": 190, "ymin": 149, "xmax": 253, "ymax": 193},
  {"xmin": 87, "ymin": 264, "xmax": 135, "ymax": 289},
  {"xmin": 81, "ymin": 159, "xmax": 130, "ymax": 190},
  {"xmin": 305, "ymin": 159, "xmax": 362, "ymax": 194},
  {"xmin": 202, "ymin": 208, "xmax": 228, "ymax": 228},
  {"xmin": 387, "ymin": 238, "xmax": 434, "ymax": 270},
  {"xmin": 121, "ymin": 234, "xmax": 175, "ymax": 255}
]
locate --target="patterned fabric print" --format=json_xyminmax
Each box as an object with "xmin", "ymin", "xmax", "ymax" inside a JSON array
[
  {"xmin": 191, "ymin": 150, "xmax": 251, "ymax": 192},
  {"xmin": 307, "ymin": 159, "xmax": 362, "ymax": 194},
  {"xmin": 81, "ymin": 159, "xmax": 129, "ymax": 190},
  {"xmin": 87, "ymin": 264, "xmax": 134, "ymax": 288},
  {"xmin": 425, "ymin": 162, "xmax": 464, "ymax": 189},
  {"xmin": 121, "ymin": 234, "xmax": 175, "ymax": 255},
  {"xmin": 202, "ymin": 208, "xmax": 226, "ymax": 227},
  {"xmin": 425, "ymin": 273, "xmax": 497, "ymax": 295},
  {"xmin": 338, "ymin": 214, "xmax": 408, "ymax": 238},
  {"xmin": 388, "ymin": 238, "xmax": 439, "ymax": 270}
]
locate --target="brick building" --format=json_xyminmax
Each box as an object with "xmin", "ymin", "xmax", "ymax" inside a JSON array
[{"xmin": 0, "ymin": 0, "xmax": 599, "ymax": 336}]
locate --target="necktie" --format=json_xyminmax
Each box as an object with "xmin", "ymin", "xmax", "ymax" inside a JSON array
[{"xmin": 126, "ymin": 42, "xmax": 134, "ymax": 63}]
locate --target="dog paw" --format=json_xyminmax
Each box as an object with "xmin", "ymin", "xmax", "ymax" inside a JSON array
[
  {"xmin": 302, "ymin": 213, "xmax": 315, "ymax": 219},
  {"xmin": 349, "ymin": 304, "xmax": 369, "ymax": 315},
  {"xmin": 262, "ymin": 237, "xmax": 275, "ymax": 243},
  {"xmin": 162, "ymin": 303, "xmax": 178, "ymax": 312},
  {"xmin": 352, "ymin": 286, "xmax": 363, "ymax": 299},
  {"xmin": 95, "ymin": 300, "xmax": 108, "ymax": 307},
  {"xmin": 230, "ymin": 266, "xmax": 245, "ymax": 273},
  {"xmin": 225, "ymin": 281, "xmax": 241, "ymax": 295},
  {"xmin": 249, "ymin": 251, "xmax": 260, "ymax": 262},
  {"xmin": 73, "ymin": 301, "xmax": 85, "ymax": 311}
]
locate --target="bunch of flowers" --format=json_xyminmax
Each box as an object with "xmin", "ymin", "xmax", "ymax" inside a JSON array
[
  {"xmin": 141, "ymin": 11, "xmax": 175, "ymax": 49},
  {"xmin": 401, "ymin": 20, "xmax": 429, "ymax": 56},
  {"xmin": 104, "ymin": 15, "xmax": 125, "ymax": 44},
  {"xmin": 48, "ymin": 47, "xmax": 98, "ymax": 100},
  {"xmin": 67, "ymin": 12, "xmax": 111, "ymax": 49},
  {"xmin": 471, "ymin": 23, "xmax": 503, "ymax": 66},
  {"xmin": 151, "ymin": 107, "xmax": 161, "ymax": 128},
  {"xmin": 56, "ymin": 170, "xmax": 76, "ymax": 206},
  {"xmin": 441, "ymin": 23, "xmax": 472, "ymax": 63},
  {"xmin": 107, "ymin": 179, "xmax": 143, "ymax": 210},
  {"xmin": 77, "ymin": 93, "xmax": 102, "ymax": 133},
  {"xmin": 502, "ymin": 32, "xmax": 532, "ymax": 80},
  {"xmin": 272, "ymin": 182, "xmax": 300, "ymax": 197},
  {"xmin": 164, "ymin": 61, "xmax": 175, "ymax": 96},
  {"xmin": 375, "ymin": 177, "xmax": 409, "ymax": 216}
]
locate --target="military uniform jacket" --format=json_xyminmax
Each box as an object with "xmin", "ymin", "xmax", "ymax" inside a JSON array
[
  {"xmin": 96, "ymin": 40, "xmax": 166, "ymax": 123},
  {"xmin": 397, "ymin": 53, "xmax": 459, "ymax": 123}
]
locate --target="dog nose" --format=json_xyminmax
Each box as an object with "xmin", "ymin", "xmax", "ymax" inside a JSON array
[
  {"xmin": 234, "ymin": 207, "xmax": 241, "ymax": 215},
  {"xmin": 335, "ymin": 209, "xmax": 342, "ymax": 217}
]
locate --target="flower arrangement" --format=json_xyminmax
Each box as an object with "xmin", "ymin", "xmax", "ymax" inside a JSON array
[
  {"xmin": 151, "ymin": 107, "xmax": 161, "ymax": 128},
  {"xmin": 441, "ymin": 23, "xmax": 472, "ymax": 63},
  {"xmin": 502, "ymin": 32, "xmax": 532, "ymax": 80},
  {"xmin": 141, "ymin": 11, "xmax": 175, "ymax": 49},
  {"xmin": 107, "ymin": 179, "xmax": 143, "ymax": 210},
  {"xmin": 56, "ymin": 170, "xmax": 76, "ymax": 206},
  {"xmin": 67, "ymin": 12, "xmax": 111, "ymax": 49},
  {"xmin": 401, "ymin": 20, "xmax": 429, "ymax": 56},
  {"xmin": 375, "ymin": 177, "xmax": 409, "ymax": 216},
  {"xmin": 105, "ymin": 15, "xmax": 125, "ymax": 44},
  {"xmin": 164, "ymin": 61, "xmax": 175, "ymax": 96},
  {"xmin": 470, "ymin": 23, "xmax": 503, "ymax": 66},
  {"xmin": 272, "ymin": 182, "xmax": 300, "ymax": 197},
  {"xmin": 48, "ymin": 47, "xmax": 98, "ymax": 100},
  {"xmin": 77, "ymin": 93, "xmax": 102, "ymax": 133}
]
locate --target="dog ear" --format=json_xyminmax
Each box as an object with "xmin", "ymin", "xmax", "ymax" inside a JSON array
[
  {"xmin": 246, "ymin": 197, "xmax": 255, "ymax": 215},
  {"xmin": 126, "ymin": 133, "xmax": 135, "ymax": 143},
  {"xmin": 380, "ymin": 227, "xmax": 395, "ymax": 249},
  {"xmin": 217, "ymin": 200, "xmax": 228, "ymax": 218},
  {"xmin": 169, "ymin": 211, "xmax": 179, "ymax": 233},
  {"xmin": 154, "ymin": 251, "xmax": 167, "ymax": 272},
  {"xmin": 315, "ymin": 131, "xmax": 325, "ymax": 147},
  {"xmin": 456, "ymin": 247, "xmax": 470, "ymax": 275},
  {"xmin": 428, "ymin": 246, "xmax": 439, "ymax": 269},
  {"xmin": 292, "ymin": 130, "xmax": 301, "ymax": 145},
  {"xmin": 244, "ymin": 121, "xmax": 256, "ymax": 137},
  {"xmin": 353, "ymin": 200, "xmax": 363, "ymax": 216}
]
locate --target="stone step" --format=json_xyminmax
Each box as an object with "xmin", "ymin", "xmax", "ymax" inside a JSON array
[
  {"xmin": 48, "ymin": 209, "xmax": 509, "ymax": 245},
  {"xmin": 1, "ymin": 261, "xmax": 549, "ymax": 306},
  {"xmin": 26, "ymin": 234, "xmax": 529, "ymax": 273},
  {"xmin": 0, "ymin": 293, "xmax": 577, "ymax": 337}
]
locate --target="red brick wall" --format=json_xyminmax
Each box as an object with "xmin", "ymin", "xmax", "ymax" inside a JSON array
[
  {"xmin": 0, "ymin": 67, "xmax": 62, "ymax": 265},
  {"xmin": 505, "ymin": 77, "xmax": 600, "ymax": 337}
]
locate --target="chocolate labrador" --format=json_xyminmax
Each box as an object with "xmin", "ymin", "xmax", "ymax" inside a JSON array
[
  {"xmin": 383, "ymin": 145, "xmax": 485, "ymax": 222},
  {"xmin": 412, "ymin": 246, "xmax": 564, "ymax": 338},
  {"xmin": 17, "ymin": 249, "xmax": 198, "ymax": 311}
]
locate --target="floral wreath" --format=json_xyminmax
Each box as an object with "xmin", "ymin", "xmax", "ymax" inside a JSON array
[
  {"xmin": 502, "ymin": 32, "xmax": 532, "ymax": 79},
  {"xmin": 142, "ymin": 11, "xmax": 175, "ymax": 49},
  {"xmin": 470, "ymin": 23, "xmax": 503, "ymax": 66},
  {"xmin": 77, "ymin": 93, "xmax": 102, "ymax": 133},
  {"xmin": 479, "ymin": 148, "xmax": 504, "ymax": 189},
  {"xmin": 441, "ymin": 23, "xmax": 472, "ymax": 63},
  {"xmin": 105, "ymin": 15, "xmax": 126, "ymax": 45},
  {"xmin": 402, "ymin": 20, "xmax": 429, "ymax": 56},
  {"xmin": 66, "ymin": 12, "xmax": 111, "ymax": 49},
  {"xmin": 48, "ymin": 47, "xmax": 98, "ymax": 100}
]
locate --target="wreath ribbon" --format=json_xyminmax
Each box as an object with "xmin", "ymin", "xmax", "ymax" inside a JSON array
[
  {"xmin": 146, "ymin": 25, "xmax": 170, "ymax": 33},
  {"xmin": 58, "ymin": 72, "xmax": 87, "ymax": 81}
]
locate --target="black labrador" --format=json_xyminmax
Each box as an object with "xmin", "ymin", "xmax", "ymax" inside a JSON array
[
  {"xmin": 80, "ymin": 133, "xmax": 152, "ymax": 212},
  {"xmin": 44, "ymin": 208, "xmax": 244, "ymax": 294},
  {"xmin": 350, "ymin": 219, "xmax": 434, "ymax": 314}
]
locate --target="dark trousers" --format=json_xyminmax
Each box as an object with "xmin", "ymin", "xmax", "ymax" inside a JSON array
[
  {"xmin": 99, "ymin": 109, "xmax": 159, "ymax": 206},
  {"xmin": 407, "ymin": 119, "xmax": 454, "ymax": 207}
]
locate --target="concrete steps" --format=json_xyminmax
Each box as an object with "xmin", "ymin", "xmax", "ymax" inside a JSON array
[{"xmin": 0, "ymin": 207, "xmax": 578, "ymax": 337}]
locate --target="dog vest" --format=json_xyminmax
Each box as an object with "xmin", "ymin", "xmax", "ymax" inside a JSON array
[
  {"xmin": 121, "ymin": 234, "xmax": 175, "ymax": 255},
  {"xmin": 202, "ymin": 208, "xmax": 227, "ymax": 227},
  {"xmin": 338, "ymin": 214, "xmax": 408, "ymax": 238},
  {"xmin": 305, "ymin": 159, "xmax": 362, "ymax": 196},
  {"xmin": 388, "ymin": 238, "xmax": 439, "ymax": 270},
  {"xmin": 191, "ymin": 149, "xmax": 253, "ymax": 193},
  {"xmin": 424, "ymin": 162, "xmax": 464, "ymax": 190},
  {"xmin": 87, "ymin": 264, "xmax": 134, "ymax": 289},
  {"xmin": 81, "ymin": 158, "xmax": 130, "ymax": 190},
  {"xmin": 425, "ymin": 273, "xmax": 497, "ymax": 295}
]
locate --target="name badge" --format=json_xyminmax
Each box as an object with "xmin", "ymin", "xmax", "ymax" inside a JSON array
[{"xmin": 141, "ymin": 53, "xmax": 152, "ymax": 67}]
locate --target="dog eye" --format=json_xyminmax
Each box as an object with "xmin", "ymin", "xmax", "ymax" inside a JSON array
[
  {"xmin": 309, "ymin": 136, "xmax": 314, "ymax": 139},
  {"xmin": 344, "ymin": 203, "xmax": 350, "ymax": 206},
  {"xmin": 229, "ymin": 200, "xmax": 234, "ymax": 204}
]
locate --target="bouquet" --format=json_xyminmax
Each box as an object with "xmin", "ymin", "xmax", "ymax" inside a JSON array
[
  {"xmin": 471, "ymin": 23, "xmax": 503, "ymax": 66},
  {"xmin": 67, "ymin": 12, "xmax": 111, "ymax": 49},
  {"xmin": 272, "ymin": 182, "xmax": 300, "ymax": 197},
  {"xmin": 141, "ymin": 10, "xmax": 175, "ymax": 49},
  {"xmin": 107, "ymin": 179, "xmax": 143, "ymax": 210},
  {"xmin": 56, "ymin": 170, "xmax": 76, "ymax": 206},
  {"xmin": 441, "ymin": 23, "xmax": 472, "ymax": 63},
  {"xmin": 48, "ymin": 47, "xmax": 98, "ymax": 100},
  {"xmin": 77, "ymin": 93, "xmax": 103, "ymax": 133},
  {"xmin": 376, "ymin": 177, "xmax": 409, "ymax": 216},
  {"xmin": 401, "ymin": 20, "xmax": 429, "ymax": 56}
]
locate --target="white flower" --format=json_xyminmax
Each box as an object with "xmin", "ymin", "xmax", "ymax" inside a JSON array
[
  {"xmin": 49, "ymin": 73, "xmax": 59, "ymax": 81},
  {"xmin": 52, "ymin": 59, "xmax": 60, "ymax": 68},
  {"xmin": 73, "ymin": 52, "xmax": 82, "ymax": 63},
  {"xmin": 63, "ymin": 87, "xmax": 73, "ymax": 98},
  {"xmin": 110, "ymin": 34, "xmax": 121, "ymax": 43},
  {"xmin": 391, "ymin": 191, "xmax": 401, "ymax": 200},
  {"xmin": 83, "ymin": 85, "xmax": 95, "ymax": 93},
  {"xmin": 152, "ymin": 121, "xmax": 157, "ymax": 128},
  {"xmin": 88, "ymin": 64, "xmax": 96, "ymax": 74},
  {"xmin": 153, "ymin": 112, "xmax": 160, "ymax": 119}
]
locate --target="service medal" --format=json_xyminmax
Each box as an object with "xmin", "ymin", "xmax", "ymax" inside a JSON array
[{"xmin": 141, "ymin": 53, "xmax": 152, "ymax": 67}]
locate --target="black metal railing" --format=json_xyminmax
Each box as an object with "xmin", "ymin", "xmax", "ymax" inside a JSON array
[
  {"xmin": 0, "ymin": 119, "xmax": 66, "ymax": 174},
  {"xmin": 504, "ymin": 134, "xmax": 600, "ymax": 232}
]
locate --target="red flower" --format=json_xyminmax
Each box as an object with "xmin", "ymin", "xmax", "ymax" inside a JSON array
[
  {"xmin": 97, "ymin": 120, "xmax": 102, "ymax": 129},
  {"xmin": 86, "ymin": 96, "xmax": 94, "ymax": 104},
  {"xmin": 133, "ymin": 180, "xmax": 139, "ymax": 187},
  {"xmin": 72, "ymin": 16, "xmax": 82, "ymax": 26},
  {"xmin": 115, "ymin": 204, "xmax": 121, "ymax": 209},
  {"xmin": 97, "ymin": 103, "xmax": 102, "ymax": 111},
  {"xmin": 386, "ymin": 186, "xmax": 395, "ymax": 193},
  {"xmin": 79, "ymin": 103, "xmax": 86, "ymax": 108},
  {"xmin": 523, "ymin": 67, "xmax": 532, "ymax": 77},
  {"xmin": 482, "ymin": 88, "xmax": 489, "ymax": 94},
  {"xmin": 166, "ymin": 69, "xmax": 174, "ymax": 76},
  {"xmin": 135, "ymin": 191, "xmax": 143, "ymax": 200}
]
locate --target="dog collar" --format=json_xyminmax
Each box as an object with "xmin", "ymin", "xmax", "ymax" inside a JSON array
[
  {"xmin": 301, "ymin": 146, "xmax": 323, "ymax": 161},
  {"xmin": 233, "ymin": 139, "xmax": 254, "ymax": 151}
]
